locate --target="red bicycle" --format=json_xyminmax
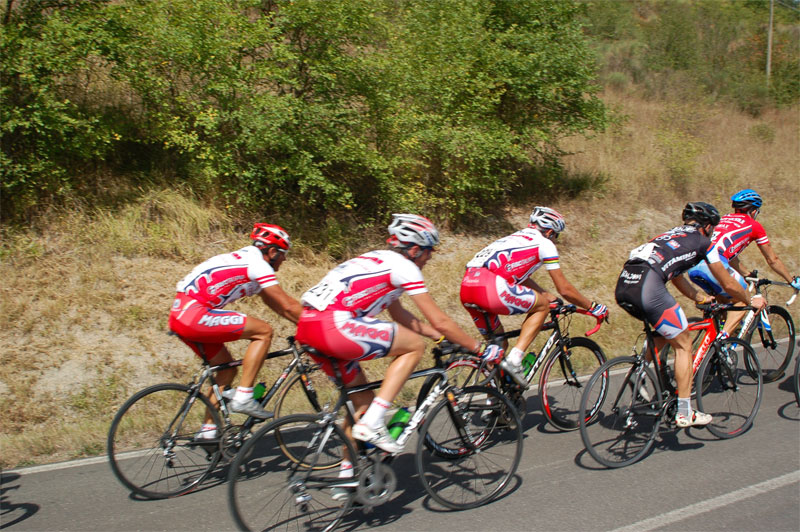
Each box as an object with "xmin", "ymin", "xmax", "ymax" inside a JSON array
[{"xmin": 579, "ymin": 302, "xmax": 762, "ymax": 468}]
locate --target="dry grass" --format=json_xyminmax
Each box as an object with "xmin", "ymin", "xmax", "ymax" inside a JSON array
[{"xmin": 1, "ymin": 94, "xmax": 798, "ymax": 468}]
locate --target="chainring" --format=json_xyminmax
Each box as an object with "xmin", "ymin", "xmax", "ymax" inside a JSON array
[{"xmin": 355, "ymin": 459, "xmax": 396, "ymax": 508}]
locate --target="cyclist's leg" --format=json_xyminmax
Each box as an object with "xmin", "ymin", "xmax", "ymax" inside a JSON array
[{"xmin": 236, "ymin": 315, "xmax": 274, "ymax": 389}]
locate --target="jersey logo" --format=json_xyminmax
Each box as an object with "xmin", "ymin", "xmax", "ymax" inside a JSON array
[{"xmin": 666, "ymin": 240, "xmax": 680, "ymax": 250}]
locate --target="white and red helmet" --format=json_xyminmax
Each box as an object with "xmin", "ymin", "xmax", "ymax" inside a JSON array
[
  {"xmin": 250, "ymin": 223, "xmax": 291, "ymax": 251},
  {"xmin": 387, "ymin": 214, "xmax": 440, "ymax": 248},
  {"xmin": 528, "ymin": 206, "xmax": 566, "ymax": 234}
]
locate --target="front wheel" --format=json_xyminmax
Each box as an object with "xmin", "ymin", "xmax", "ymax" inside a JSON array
[
  {"xmin": 742, "ymin": 305, "xmax": 795, "ymax": 383},
  {"xmin": 416, "ymin": 385, "xmax": 522, "ymax": 510},
  {"xmin": 579, "ymin": 357, "xmax": 662, "ymax": 468},
  {"xmin": 539, "ymin": 337, "xmax": 606, "ymax": 431},
  {"xmin": 792, "ymin": 355, "xmax": 800, "ymax": 407},
  {"xmin": 228, "ymin": 414, "xmax": 355, "ymax": 532},
  {"xmin": 107, "ymin": 383, "xmax": 222, "ymax": 499},
  {"xmin": 695, "ymin": 338, "xmax": 762, "ymax": 439}
]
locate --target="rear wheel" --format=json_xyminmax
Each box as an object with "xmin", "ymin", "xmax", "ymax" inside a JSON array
[
  {"xmin": 742, "ymin": 305, "xmax": 795, "ymax": 383},
  {"xmin": 579, "ymin": 357, "xmax": 662, "ymax": 468},
  {"xmin": 416, "ymin": 385, "xmax": 522, "ymax": 509},
  {"xmin": 228, "ymin": 414, "xmax": 355, "ymax": 532},
  {"xmin": 792, "ymin": 355, "xmax": 800, "ymax": 407},
  {"xmin": 695, "ymin": 338, "xmax": 762, "ymax": 439},
  {"xmin": 539, "ymin": 337, "xmax": 606, "ymax": 431},
  {"xmin": 107, "ymin": 383, "xmax": 222, "ymax": 499}
]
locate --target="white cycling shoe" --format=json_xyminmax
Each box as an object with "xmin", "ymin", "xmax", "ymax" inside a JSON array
[
  {"xmin": 675, "ymin": 410, "xmax": 712, "ymax": 428},
  {"xmin": 352, "ymin": 422, "xmax": 403, "ymax": 454}
]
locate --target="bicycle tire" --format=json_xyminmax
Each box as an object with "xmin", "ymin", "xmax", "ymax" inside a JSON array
[
  {"xmin": 539, "ymin": 337, "xmax": 606, "ymax": 431},
  {"xmin": 107, "ymin": 383, "xmax": 222, "ymax": 499},
  {"xmin": 695, "ymin": 338, "xmax": 762, "ymax": 439},
  {"xmin": 228, "ymin": 414, "xmax": 355, "ymax": 532},
  {"xmin": 742, "ymin": 305, "xmax": 795, "ymax": 383},
  {"xmin": 579, "ymin": 357, "xmax": 662, "ymax": 468},
  {"xmin": 273, "ymin": 371, "xmax": 343, "ymax": 470},
  {"xmin": 416, "ymin": 385, "xmax": 522, "ymax": 510}
]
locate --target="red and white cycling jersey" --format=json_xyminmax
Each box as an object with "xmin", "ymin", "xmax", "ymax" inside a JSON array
[
  {"xmin": 465, "ymin": 227, "xmax": 560, "ymax": 284},
  {"xmin": 175, "ymin": 245, "xmax": 279, "ymax": 308},
  {"xmin": 710, "ymin": 213, "xmax": 769, "ymax": 261},
  {"xmin": 301, "ymin": 250, "xmax": 427, "ymax": 317}
]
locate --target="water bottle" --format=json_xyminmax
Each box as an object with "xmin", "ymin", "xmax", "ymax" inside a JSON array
[
  {"xmin": 521, "ymin": 352, "xmax": 537, "ymax": 377},
  {"xmin": 253, "ymin": 382, "xmax": 266, "ymax": 401},
  {"xmin": 386, "ymin": 407, "xmax": 411, "ymax": 440}
]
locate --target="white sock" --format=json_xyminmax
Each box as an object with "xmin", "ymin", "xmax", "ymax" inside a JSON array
[
  {"xmin": 233, "ymin": 386, "xmax": 253, "ymax": 403},
  {"xmin": 360, "ymin": 397, "xmax": 392, "ymax": 428},
  {"xmin": 338, "ymin": 460, "xmax": 354, "ymax": 478},
  {"xmin": 198, "ymin": 423, "xmax": 217, "ymax": 439},
  {"xmin": 508, "ymin": 347, "xmax": 525, "ymax": 365},
  {"xmin": 678, "ymin": 397, "xmax": 691, "ymax": 417}
]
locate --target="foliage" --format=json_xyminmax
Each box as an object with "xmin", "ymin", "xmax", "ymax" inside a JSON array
[{"xmin": 1, "ymin": 0, "xmax": 608, "ymax": 235}]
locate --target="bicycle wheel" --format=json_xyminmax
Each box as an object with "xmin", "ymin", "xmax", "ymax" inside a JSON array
[
  {"xmin": 416, "ymin": 385, "xmax": 522, "ymax": 510},
  {"xmin": 539, "ymin": 337, "xmax": 606, "ymax": 431},
  {"xmin": 274, "ymin": 368, "xmax": 340, "ymax": 417},
  {"xmin": 273, "ymin": 371, "xmax": 343, "ymax": 470},
  {"xmin": 228, "ymin": 414, "xmax": 355, "ymax": 532},
  {"xmin": 579, "ymin": 357, "xmax": 662, "ymax": 468},
  {"xmin": 742, "ymin": 305, "xmax": 795, "ymax": 383},
  {"xmin": 695, "ymin": 338, "xmax": 762, "ymax": 439},
  {"xmin": 107, "ymin": 383, "xmax": 222, "ymax": 499}
]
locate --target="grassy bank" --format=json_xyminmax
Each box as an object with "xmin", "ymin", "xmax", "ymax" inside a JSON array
[{"xmin": 1, "ymin": 92, "xmax": 798, "ymax": 468}]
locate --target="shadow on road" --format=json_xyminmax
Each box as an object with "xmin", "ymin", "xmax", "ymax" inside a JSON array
[{"xmin": 1, "ymin": 472, "xmax": 39, "ymax": 529}]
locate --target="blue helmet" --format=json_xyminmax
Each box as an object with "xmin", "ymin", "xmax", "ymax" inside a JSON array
[{"xmin": 731, "ymin": 189, "xmax": 762, "ymax": 209}]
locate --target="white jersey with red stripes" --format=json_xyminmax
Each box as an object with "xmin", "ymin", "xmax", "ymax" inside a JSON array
[
  {"xmin": 710, "ymin": 213, "xmax": 770, "ymax": 261},
  {"xmin": 175, "ymin": 245, "xmax": 278, "ymax": 308},
  {"xmin": 465, "ymin": 227, "xmax": 560, "ymax": 284},
  {"xmin": 301, "ymin": 249, "xmax": 427, "ymax": 317}
]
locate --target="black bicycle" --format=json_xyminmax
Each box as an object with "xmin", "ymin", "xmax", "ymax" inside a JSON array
[
  {"xmin": 107, "ymin": 337, "xmax": 337, "ymax": 499},
  {"xmin": 417, "ymin": 299, "xmax": 606, "ymax": 431},
  {"xmin": 579, "ymin": 303, "xmax": 762, "ymax": 468},
  {"xmin": 228, "ymin": 343, "xmax": 523, "ymax": 531}
]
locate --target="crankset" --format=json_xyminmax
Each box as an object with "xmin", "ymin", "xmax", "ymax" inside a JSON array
[{"xmin": 355, "ymin": 457, "xmax": 396, "ymax": 508}]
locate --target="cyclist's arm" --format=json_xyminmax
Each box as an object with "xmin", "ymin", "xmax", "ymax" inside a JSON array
[
  {"xmin": 546, "ymin": 268, "xmax": 593, "ymax": 309},
  {"xmin": 404, "ymin": 293, "xmax": 481, "ymax": 352},
  {"xmin": 757, "ymin": 242, "xmax": 794, "ymax": 284},
  {"xmin": 259, "ymin": 285, "xmax": 303, "ymax": 324},
  {"xmin": 671, "ymin": 274, "xmax": 708, "ymax": 303},
  {"xmin": 707, "ymin": 262, "xmax": 765, "ymax": 309},
  {"xmin": 727, "ymin": 256, "xmax": 750, "ymax": 278},
  {"xmin": 387, "ymin": 300, "xmax": 441, "ymax": 340}
]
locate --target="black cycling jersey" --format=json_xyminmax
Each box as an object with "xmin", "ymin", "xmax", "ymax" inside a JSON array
[{"xmin": 626, "ymin": 224, "xmax": 720, "ymax": 282}]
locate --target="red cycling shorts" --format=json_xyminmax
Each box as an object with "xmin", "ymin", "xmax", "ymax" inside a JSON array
[
  {"xmin": 460, "ymin": 267, "xmax": 538, "ymax": 335},
  {"xmin": 168, "ymin": 292, "xmax": 247, "ymax": 360},
  {"xmin": 295, "ymin": 307, "xmax": 397, "ymax": 384}
]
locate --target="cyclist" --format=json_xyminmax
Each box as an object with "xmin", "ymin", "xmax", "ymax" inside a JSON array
[
  {"xmin": 459, "ymin": 206, "xmax": 609, "ymax": 387},
  {"xmin": 168, "ymin": 223, "xmax": 302, "ymax": 437},
  {"xmin": 295, "ymin": 214, "xmax": 492, "ymax": 456},
  {"xmin": 687, "ymin": 189, "xmax": 800, "ymax": 338},
  {"xmin": 615, "ymin": 202, "xmax": 766, "ymax": 428}
]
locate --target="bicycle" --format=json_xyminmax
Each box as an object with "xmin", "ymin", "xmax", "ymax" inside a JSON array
[
  {"xmin": 417, "ymin": 299, "xmax": 606, "ymax": 431},
  {"xmin": 107, "ymin": 337, "xmax": 338, "ymax": 499},
  {"xmin": 793, "ymin": 350, "xmax": 800, "ymax": 407},
  {"xmin": 734, "ymin": 272, "xmax": 798, "ymax": 382},
  {"xmin": 227, "ymin": 344, "xmax": 523, "ymax": 531},
  {"xmin": 579, "ymin": 302, "xmax": 763, "ymax": 468}
]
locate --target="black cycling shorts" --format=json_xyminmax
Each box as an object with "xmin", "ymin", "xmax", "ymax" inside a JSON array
[{"xmin": 615, "ymin": 262, "xmax": 688, "ymax": 340}]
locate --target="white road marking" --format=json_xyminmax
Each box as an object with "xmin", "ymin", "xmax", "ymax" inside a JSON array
[{"xmin": 610, "ymin": 470, "xmax": 800, "ymax": 532}]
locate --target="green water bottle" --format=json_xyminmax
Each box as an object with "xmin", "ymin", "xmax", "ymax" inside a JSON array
[
  {"xmin": 521, "ymin": 352, "xmax": 537, "ymax": 377},
  {"xmin": 386, "ymin": 407, "xmax": 411, "ymax": 440},
  {"xmin": 253, "ymin": 382, "xmax": 266, "ymax": 401}
]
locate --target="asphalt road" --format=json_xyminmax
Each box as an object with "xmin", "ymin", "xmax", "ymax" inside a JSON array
[{"xmin": 3, "ymin": 374, "xmax": 799, "ymax": 532}]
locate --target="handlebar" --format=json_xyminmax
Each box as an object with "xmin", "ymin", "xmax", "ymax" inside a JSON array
[
  {"xmin": 744, "ymin": 270, "xmax": 798, "ymax": 306},
  {"xmin": 548, "ymin": 298, "xmax": 605, "ymax": 336}
]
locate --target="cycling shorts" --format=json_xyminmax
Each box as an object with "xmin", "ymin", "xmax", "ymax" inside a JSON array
[
  {"xmin": 460, "ymin": 267, "xmax": 538, "ymax": 335},
  {"xmin": 687, "ymin": 258, "xmax": 746, "ymax": 298},
  {"xmin": 168, "ymin": 292, "xmax": 247, "ymax": 360},
  {"xmin": 295, "ymin": 308, "xmax": 397, "ymax": 385},
  {"xmin": 615, "ymin": 263, "xmax": 688, "ymax": 340}
]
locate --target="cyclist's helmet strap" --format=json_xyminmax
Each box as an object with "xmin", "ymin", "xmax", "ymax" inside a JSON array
[
  {"xmin": 528, "ymin": 206, "xmax": 566, "ymax": 234},
  {"xmin": 682, "ymin": 202, "xmax": 721, "ymax": 227},
  {"xmin": 731, "ymin": 188, "xmax": 762, "ymax": 211}
]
